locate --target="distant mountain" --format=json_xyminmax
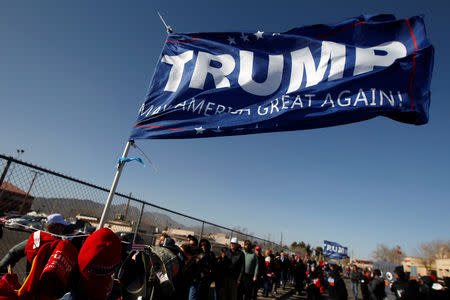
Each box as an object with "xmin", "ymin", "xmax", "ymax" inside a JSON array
[
  {"xmin": 31, "ymin": 197, "xmax": 226, "ymax": 237},
  {"xmin": 32, "ymin": 197, "xmax": 181, "ymax": 230}
]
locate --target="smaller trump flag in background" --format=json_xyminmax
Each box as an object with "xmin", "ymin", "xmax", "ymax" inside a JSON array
[
  {"xmin": 130, "ymin": 14, "xmax": 433, "ymax": 140},
  {"xmin": 323, "ymin": 240, "xmax": 349, "ymax": 260}
]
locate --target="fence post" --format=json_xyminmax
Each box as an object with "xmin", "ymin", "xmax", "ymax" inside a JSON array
[
  {"xmin": 199, "ymin": 221, "xmax": 204, "ymax": 240},
  {"xmin": 133, "ymin": 202, "xmax": 145, "ymax": 244},
  {"xmin": 19, "ymin": 170, "xmax": 43, "ymax": 215}
]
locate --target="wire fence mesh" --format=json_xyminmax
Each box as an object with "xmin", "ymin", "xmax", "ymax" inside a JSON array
[{"xmin": 0, "ymin": 154, "xmax": 284, "ymax": 263}]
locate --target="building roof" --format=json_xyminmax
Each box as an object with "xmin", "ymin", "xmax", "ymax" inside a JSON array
[
  {"xmin": 167, "ymin": 228, "xmax": 195, "ymax": 237},
  {"xmin": 0, "ymin": 182, "xmax": 27, "ymax": 195}
]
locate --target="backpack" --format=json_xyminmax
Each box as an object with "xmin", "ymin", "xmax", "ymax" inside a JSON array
[
  {"xmin": 393, "ymin": 280, "xmax": 408, "ymax": 299},
  {"xmin": 147, "ymin": 246, "xmax": 181, "ymax": 297},
  {"xmin": 373, "ymin": 279, "xmax": 387, "ymax": 299},
  {"xmin": 118, "ymin": 250, "xmax": 150, "ymax": 300}
]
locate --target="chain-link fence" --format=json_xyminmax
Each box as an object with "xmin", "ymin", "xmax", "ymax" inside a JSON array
[{"xmin": 0, "ymin": 154, "xmax": 284, "ymax": 260}]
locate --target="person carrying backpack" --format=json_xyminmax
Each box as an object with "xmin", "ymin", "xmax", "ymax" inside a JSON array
[
  {"xmin": 369, "ymin": 269, "xmax": 386, "ymax": 300},
  {"xmin": 360, "ymin": 269, "xmax": 371, "ymax": 300},
  {"xmin": 390, "ymin": 267, "xmax": 408, "ymax": 299}
]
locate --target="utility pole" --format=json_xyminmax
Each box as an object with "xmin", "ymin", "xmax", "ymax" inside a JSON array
[
  {"xmin": 19, "ymin": 170, "xmax": 42, "ymax": 215},
  {"xmin": 123, "ymin": 192, "xmax": 132, "ymax": 220}
]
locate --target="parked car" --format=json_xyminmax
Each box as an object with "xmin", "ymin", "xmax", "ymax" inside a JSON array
[
  {"xmin": 0, "ymin": 214, "xmax": 21, "ymax": 225},
  {"xmin": 4, "ymin": 215, "xmax": 46, "ymax": 232},
  {"xmin": 64, "ymin": 219, "xmax": 96, "ymax": 234},
  {"xmin": 116, "ymin": 231, "xmax": 144, "ymax": 243}
]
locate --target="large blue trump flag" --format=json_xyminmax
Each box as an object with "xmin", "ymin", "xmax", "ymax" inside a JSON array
[
  {"xmin": 323, "ymin": 240, "xmax": 349, "ymax": 260},
  {"xmin": 130, "ymin": 15, "xmax": 433, "ymax": 139}
]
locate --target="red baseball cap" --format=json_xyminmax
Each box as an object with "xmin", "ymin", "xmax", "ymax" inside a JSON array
[
  {"xmin": 255, "ymin": 246, "xmax": 261, "ymax": 251},
  {"xmin": 78, "ymin": 228, "xmax": 122, "ymax": 277},
  {"xmin": 78, "ymin": 228, "xmax": 122, "ymax": 300}
]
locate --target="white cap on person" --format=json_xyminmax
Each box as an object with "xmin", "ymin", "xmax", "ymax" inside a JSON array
[
  {"xmin": 230, "ymin": 237, "xmax": 239, "ymax": 244},
  {"xmin": 47, "ymin": 213, "xmax": 69, "ymax": 226}
]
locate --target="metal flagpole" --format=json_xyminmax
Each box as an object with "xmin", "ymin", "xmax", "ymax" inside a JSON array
[{"xmin": 98, "ymin": 140, "xmax": 134, "ymax": 229}]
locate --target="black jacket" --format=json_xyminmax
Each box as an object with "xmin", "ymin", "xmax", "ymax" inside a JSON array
[
  {"xmin": 256, "ymin": 253, "xmax": 266, "ymax": 278},
  {"xmin": 350, "ymin": 270, "xmax": 361, "ymax": 283},
  {"xmin": 224, "ymin": 249, "xmax": 244, "ymax": 281},
  {"xmin": 369, "ymin": 277, "xmax": 386, "ymax": 300},
  {"xmin": 198, "ymin": 251, "xmax": 216, "ymax": 283},
  {"xmin": 0, "ymin": 239, "xmax": 27, "ymax": 274},
  {"xmin": 360, "ymin": 274, "xmax": 371, "ymax": 299},
  {"xmin": 330, "ymin": 274, "xmax": 348, "ymax": 300},
  {"xmin": 391, "ymin": 278, "xmax": 409, "ymax": 299}
]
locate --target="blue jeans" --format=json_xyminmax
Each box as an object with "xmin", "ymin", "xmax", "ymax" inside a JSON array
[
  {"xmin": 189, "ymin": 282, "xmax": 200, "ymax": 300},
  {"xmin": 263, "ymin": 277, "xmax": 273, "ymax": 293},
  {"xmin": 351, "ymin": 281, "xmax": 359, "ymax": 299},
  {"xmin": 214, "ymin": 279, "xmax": 223, "ymax": 300}
]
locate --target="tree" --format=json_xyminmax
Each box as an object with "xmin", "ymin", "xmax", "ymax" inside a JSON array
[
  {"xmin": 232, "ymin": 226, "xmax": 254, "ymax": 242},
  {"xmin": 415, "ymin": 240, "xmax": 450, "ymax": 271},
  {"xmin": 289, "ymin": 241, "xmax": 313, "ymax": 256},
  {"xmin": 306, "ymin": 243, "xmax": 312, "ymax": 256},
  {"xmin": 291, "ymin": 242, "xmax": 298, "ymax": 250},
  {"xmin": 372, "ymin": 244, "xmax": 406, "ymax": 264},
  {"xmin": 315, "ymin": 246, "xmax": 323, "ymax": 257}
]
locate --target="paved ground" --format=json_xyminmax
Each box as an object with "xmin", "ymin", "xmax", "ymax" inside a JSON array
[
  {"xmin": 256, "ymin": 286, "xmax": 302, "ymax": 299},
  {"xmin": 255, "ymin": 278, "xmax": 355, "ymax": 300}
]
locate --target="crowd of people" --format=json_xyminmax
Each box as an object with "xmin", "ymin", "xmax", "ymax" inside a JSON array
[
  {"xmin": 156, "ymin": 232, "xmax": 308, "ymax": 300},
  {"xmin": 0, "ymin": 213, "xmax": 123, "ymax": 299},
  {"xmin": 152, "ymin": 232, "xmax": 450, "ymax": 300},
  {"xmin": 347, "ymin": 264, "xmax": 450, "ymax": 300},
  {"xmin": 0, "ymin": 214, "xmax": 449, "ymax": 300}
]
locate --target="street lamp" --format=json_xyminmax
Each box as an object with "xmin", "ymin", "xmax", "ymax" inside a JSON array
[
  {"xmin": 16, "ymin": 149, "xmax": 25, "ymax": 158},
  {"xmin": 0, "ymin": 149, "xmax": 26, "ymax": 204}
]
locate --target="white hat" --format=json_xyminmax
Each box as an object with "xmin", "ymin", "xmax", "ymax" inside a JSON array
[
  {"xmin": 47, "ymin": 213, "xmax": 69, "ymax": 226},
  {"xmin": 230, "ymin": 237, "xmax": 239, "ymax": 244}
]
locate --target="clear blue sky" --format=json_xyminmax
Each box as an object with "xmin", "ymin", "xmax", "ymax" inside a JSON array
[{"xmin": 1, "ymin": 0, "xmax": 449, "ymax": 259}]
